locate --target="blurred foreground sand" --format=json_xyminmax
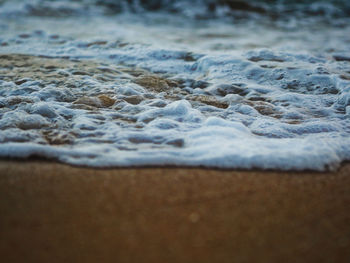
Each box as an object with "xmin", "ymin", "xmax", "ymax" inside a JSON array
[{"xmin": 0, "ymin": 160, "xmax": 349, "ymax": 263}]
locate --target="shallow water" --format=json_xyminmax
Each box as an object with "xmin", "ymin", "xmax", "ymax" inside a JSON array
[{"xmin": 0, "ymin": 0, "xmax": 350, "ymax": 170}]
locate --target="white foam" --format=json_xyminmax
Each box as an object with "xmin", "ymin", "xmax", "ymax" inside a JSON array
[{"xmin": 0, "ymin": 3, "xmax": 350, "ymax": 170}]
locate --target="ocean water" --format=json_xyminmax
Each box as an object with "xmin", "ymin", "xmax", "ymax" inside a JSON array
[{"xmin": 0, "ymin": 0, "xmax": 350, "ymax": 170}]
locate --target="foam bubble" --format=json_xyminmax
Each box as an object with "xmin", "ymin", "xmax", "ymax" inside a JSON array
[{"xmin": 0, "ymin": 2, "xmax": 350, "ymax": 170}]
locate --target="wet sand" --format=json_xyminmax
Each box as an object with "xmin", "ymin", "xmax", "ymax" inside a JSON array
[{"xmin": 0, "ymin": 160, "xmax": 349, "ymax": 263}]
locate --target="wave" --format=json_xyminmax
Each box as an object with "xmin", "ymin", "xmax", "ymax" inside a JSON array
[
  {"xmin": 0, "ymin": 0, "xmax": 350, "ymax": 170},
  {"xmin": 1, "ymin": 0, "xmax": 350, "ymax": 19}
]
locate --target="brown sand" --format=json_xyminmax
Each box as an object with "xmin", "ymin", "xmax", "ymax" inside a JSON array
[{"xmin": 0, "ymin": 160, "xmax": 349, "ymax": 263}]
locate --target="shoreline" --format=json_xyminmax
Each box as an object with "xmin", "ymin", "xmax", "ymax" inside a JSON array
[
  {"xmin": 1, "ymin": 159, "xmax": 349, "ymax": 262},
  {"xmin": 2, "ymin": 156, "xmax": 348, "ymax": 173}
]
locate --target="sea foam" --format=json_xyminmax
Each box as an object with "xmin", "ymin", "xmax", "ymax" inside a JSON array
[{"xmin": 0, "ymin": 0, "xmax": 350, "ymax": 170}]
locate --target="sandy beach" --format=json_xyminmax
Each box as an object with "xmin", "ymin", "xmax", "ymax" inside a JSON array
[
  {"xmin": 1, "ymin": 1, "xmax": 350, "ymax": 262},
  {"xmin": 0, "ymin": 160, "xmax": 349, "ymax": 263}
]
